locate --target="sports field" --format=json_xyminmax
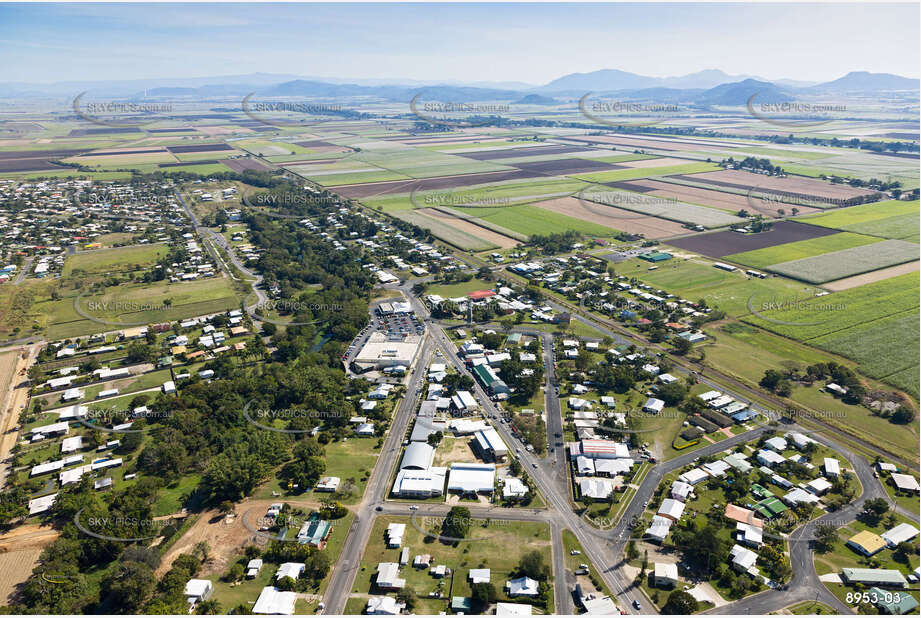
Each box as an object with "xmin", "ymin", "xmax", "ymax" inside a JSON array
[{"xmin": 724, "ymin": 232, "xmax": 882, "ymax": 270}]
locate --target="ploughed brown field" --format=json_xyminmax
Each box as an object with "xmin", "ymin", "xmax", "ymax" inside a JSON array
[
  {"xmin": 673, "ymin": 169, "xmax": 880, "ymax": 204},
  {"xmin": 0, "ymin": 148, "xmax": 93, "ymax": 172},
  {"xmin": 533, "ymin": 196, "xmax": 688, "ymax": 239},
  {"xmin": 166, "ymin": 143, "xmax": 234, "ymax": 153},
  {"xmin": 78, "ymin": 147, "xmax": 169, "ymax": 156},
  {"xmin": 330, "ymin": 168, "xmax": 548, "ymax": 199},
  {"xmin": 665, "ymin": 220, "xmax": 839, "ymax": 258},
  {"xmin": 418, "ymin": 208, "xmax": 521, "ymax": 248},
  {"xmin": 508, "ymin": 157, "xmax": 622, "ymax": 174},
  {"xmin": 221, "ymin": 158, "xmax": 274, "ymax": 172},
  {"xmin": 624, "ymin": 179, "xmax": 821, "ymax": 218}
]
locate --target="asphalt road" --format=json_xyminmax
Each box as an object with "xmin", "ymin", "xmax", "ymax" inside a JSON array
[{"xmin": 321, "ymin": 335, "xmax": 435, "ymax": 614}]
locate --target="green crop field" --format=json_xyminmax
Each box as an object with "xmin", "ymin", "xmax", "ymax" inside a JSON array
[
  {"xmin": 811, "ymin": 309, "xmax": 920, "ymax": 381},
  {"xmin": 724, "ymin": 232, "xmax": 882, "ymax": 269},
  {"xmin": 797, "ymin": 200, "xmax": 920, "ymax": 239},
  {"xmin": 745, "ymin": 272, "xmax": 919, "ymax": 340},
  {"xmin": 571, "ymin": 161, "xmax": 720, "ymax": 183},
  {"xmin": 745, "ymin": 272, "xmax": 920, "ymax": 396},
  {"xmin": 452, "ymin": 203, "xmax": 618, "ymax": 237},
  {"xmin": 767, "ymin": 239, "xmax": 919, "ymax": 283},
  {"xmin": 62, "ymin": 244, "xmax": 168, "ymax": 276}
]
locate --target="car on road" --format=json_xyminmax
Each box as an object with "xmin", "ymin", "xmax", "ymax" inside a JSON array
[
  {"xmin": 531, "ymin": 462, "xmax": 538, "ymax": 468},
  {"xmin": 633, "ymin": 600, "xmax": 641, "ymax": 610},
  {"xmin": 409, "ymin": 505, "xmax": 418, "ymax": 510},
  {"xmin": 375, "ymin": 506, "xmax": 383, "ymax": 511}
]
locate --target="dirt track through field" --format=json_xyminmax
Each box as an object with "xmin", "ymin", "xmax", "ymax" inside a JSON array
[{"xmin": 534, "ymin": 196, "xmax": 688, "ymax": 239}]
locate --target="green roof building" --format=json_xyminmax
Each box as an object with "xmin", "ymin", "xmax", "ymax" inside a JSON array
[
  {"xmin": 451, "ymin": 597, "xmax": 473, "ymax": 614},
  {"xmin": 639, "ymin": 251, "xmax": 673, "ymax": 262},
  {"xmin": 868, "ymin": 588, "xmax": 919, "ymax": 614},
  {"xmin": 754, "ymin": 496, "xmax": 788, "ymax": 519}
]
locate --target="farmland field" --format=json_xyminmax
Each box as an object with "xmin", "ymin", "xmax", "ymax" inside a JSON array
[
  {"xmin": 533, "ymin": 196, "xmax": 690, "ymax": 239},
  {"xmin": 797, "ymin": 199, "xmax": 920, "ymax": 240},
  {"xmin": 673, "ymin": 168, "xmax": 881, "ymax": 204},
  {"xmin": 767, "ymin": 239, "xmax": 919, "ymax": 283},
  {"xmin": 622, "ymin": 178, "xmax": 823, "ymax": 218},
  {"xmin": 37, "ymin": 276, "xmax": 244, "ymax": 339},
  {"xmin": 572, "ymin": 161, "xmax": 720, "ymax": 184},
  {"xmin": 666, "ymin": 221, "xmax": 840, "ymax": 258},
  {"xmin": 724, "ymin": 232, "xmax": 882, "ymax": 269},
  {"xmin": 420, "ymin": 208, "xmax": 523, "ymax": 247},
  {"xmin": 452, "ymin": 202, "xmax": 619, "ymax": 237},
  {"xmin": 745, "ymin": 272, "xmax": 920, "ymax": 395},
  {"xmin": 580, "ymin": 187, "xmax": 746, "ymax": 228},
  {"xmin": 390, "ymin": 209, "xmax": 499, "ymax": 251}
]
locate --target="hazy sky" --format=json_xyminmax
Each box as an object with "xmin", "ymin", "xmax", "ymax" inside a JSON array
[{"xmin": 1, "ymin": 2, "xmax": 918, "ymax": 84}]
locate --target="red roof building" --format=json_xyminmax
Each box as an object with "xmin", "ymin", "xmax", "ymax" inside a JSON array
[{"xmin": 467, "ymin": 290, "xmax": 496, "ymax": 301}]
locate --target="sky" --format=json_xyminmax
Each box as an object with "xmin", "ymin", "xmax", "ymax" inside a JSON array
[{"xmin": 0, "ymin": 2, "xmax": 918, "ymax": 85}]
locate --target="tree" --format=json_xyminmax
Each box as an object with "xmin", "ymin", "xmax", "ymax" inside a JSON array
[
  {"xmin": 657, "ymin": 382, "xmax": 688, "ymax": 407},
  {"xmin": 471, "ymin": 582, "xmax": 497, "ymax": 609},
  {"xmin": 861, "ymin": 498, "xmax": 889, "ymax": 526},
  {"xmin": 442, "ymin": 506, "xmax": 471, "ymax": 541},
  {"xmin": 892, "ymin": 405, "xmax": 915, "ymax": 424},
  {"xmin": 196, "ymin": 599, "xmax": 222, "ymax": 614},
  {"xmin": 102, "ymin": 561, "xmax": 156, "ymax": 611},
  {"xmin": 519, "ymin": 550, "xmax": 550, "ymax": 580},
  {"xmin": 662, "ymin": 590, "xmax": 699, "ymax": 615},
  {"xmin": 671, "ymin": 337, "xmax": 692, "ymax": 355},
  {"xmin": 395, "ymin": 588, "xmax": 417, "ymax": 611},
  {"xmin": 814, "ymin": 524, "xmax": 838, "ymax": 553}
]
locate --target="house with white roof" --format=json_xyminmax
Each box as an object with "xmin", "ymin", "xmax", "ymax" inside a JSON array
[
  {"xmin": 657, "ymin": 498, "xmax": 685, "ymax": 522},
  {"xmin": 252, "ymin": 586, "xmax": 296, "ymax": 615},
  {"xmin": 730, "ymin": 544, "xmax": 758, "ymax": 574},
  {"xmin": 275, "ymin": 563, "xmax": 305, "ymax": 581},
  {"xmin": 653, "ymin": 562, "xmax": 679, "ymax": 587},
  {"xmin": 506, "ymin": 576, "xmax": 539, "ymax": 597}
]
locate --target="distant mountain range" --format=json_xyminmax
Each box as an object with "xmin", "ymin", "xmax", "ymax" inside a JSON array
[{"xmin": 0, "ymin": 70, "xmax": 916, "ymax": 108}]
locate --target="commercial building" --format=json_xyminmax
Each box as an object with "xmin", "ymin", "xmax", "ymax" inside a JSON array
[
  {"xmin": 354, "ymin": 332, "xmax": 423, "ymax": 371},
  {"xmin": 447, "ymin": 463, "xmax": 495, "ymax": 494}
]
